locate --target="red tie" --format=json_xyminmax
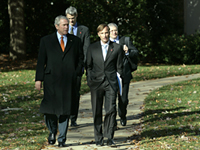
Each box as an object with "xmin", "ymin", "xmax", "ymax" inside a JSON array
[{"xmin": 60, "ymin": 36, "xmax": 65, "ymax": 52}]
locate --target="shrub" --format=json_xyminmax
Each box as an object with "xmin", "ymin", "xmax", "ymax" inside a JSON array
[{"xmin": 158, "ymin": 33, "xmax": 200, "ymax": 64}]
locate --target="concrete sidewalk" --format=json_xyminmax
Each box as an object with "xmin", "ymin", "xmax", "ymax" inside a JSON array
[{"xmin": 42, "ymin": 73, "xmax": 200, "ymax": 150}]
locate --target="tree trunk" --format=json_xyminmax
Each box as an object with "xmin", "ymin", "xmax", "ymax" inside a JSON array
[{"xmin": 8, "ymin": 0, "xmax": 26, "ymax": 60}]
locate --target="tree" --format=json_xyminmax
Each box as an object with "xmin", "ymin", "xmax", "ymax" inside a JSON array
[
  {"xmin": 2, "ymin": 0, "xmax": 185, "ymax": 63},
  {"xmin": 8, "ymin": 0, "xmax": 26, "ymax": 60}
]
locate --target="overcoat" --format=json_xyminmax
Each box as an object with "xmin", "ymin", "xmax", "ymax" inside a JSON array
[
  {"xmin": 76, "ymin": 23, "xmax": 90, "ymax": 64},
  {"xmin": 35, "ymin": 32, "xmax": 84, "ymax": 115},
  {"xmin": 119, "ymin": 36, "xmax": 138, "ymax": 84}
]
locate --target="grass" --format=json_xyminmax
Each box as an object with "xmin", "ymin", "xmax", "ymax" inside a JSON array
[
  {"xmin": 0, "ymin": 64, "xmax": 200, "ymax": 149},
  {"xmin": 0, "ymin": 70, "xmax": 46, "ymax": 149},
  {"xmin": 140, "ymin": 79, "xmax": 200, "ymax": 149},
  {"xmin": 80, "ymin": 64, "xmax": 200, "ymax": 95}
]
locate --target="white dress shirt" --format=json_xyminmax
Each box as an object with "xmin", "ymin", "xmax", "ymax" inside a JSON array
[
  {"xmin": 57, "ymin": 32, "xmax": 67, "ymax": 47},
  {"xmin": 100, "ymin": 40, "xmax": 110, "ymax": 61}
]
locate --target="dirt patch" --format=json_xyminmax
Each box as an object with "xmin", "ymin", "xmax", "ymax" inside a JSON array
[{"xmin": 0, "ymin": 53, "xmax": 38, "ymax": 71}]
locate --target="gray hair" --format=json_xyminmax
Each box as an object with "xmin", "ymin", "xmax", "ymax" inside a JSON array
[
  {"xmin": 54, "ymin": 15, "xmax": 69, "ymax": 26},
  {"xmin": 65, "ymin": 6, "xmax": 78, "ymax": 16},
  {"xmin": 108, "ymin": 23, "xmax": 118, "ymax": 30}
]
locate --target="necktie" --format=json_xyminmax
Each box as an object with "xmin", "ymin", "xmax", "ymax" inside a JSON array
[
  {"xmin": 60, "ymin": 36, "xmax": 65, "ymax": 52},
  {"xmin": 113, "ymin": 40, "xmax": 116, "ymax": 43},
  {"xmin": 102, "ymin": 44, "xmax": 108, "ymax": 60},
  {"xmin": 70, "ymin": 27, "xmax": 74, "ymax": 35}
]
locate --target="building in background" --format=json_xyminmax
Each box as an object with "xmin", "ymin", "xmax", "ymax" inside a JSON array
[{"xmin": 184, "ymin": 0, "xmax": 200, "ymax": 34}]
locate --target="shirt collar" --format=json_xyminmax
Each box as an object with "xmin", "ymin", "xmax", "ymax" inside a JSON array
[
  {"xmin": 110, "ymin": 36, "xmax": 119, "ymax": 42},
  {"xmin": 69, "ymin": 22, "xmax": 77, "ymax": 29},
  {"xmin": 57, "ymin": 32, "xmax": 67, "ymax": 38}
]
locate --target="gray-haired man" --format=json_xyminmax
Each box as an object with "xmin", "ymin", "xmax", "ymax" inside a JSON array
[
  {"xmin": 65, "ymin": 6, "xmax": 90, "ymax": 126},
  {"xmin": 108, "ymin": 23, "xmax": 138, "ymax": 128}
]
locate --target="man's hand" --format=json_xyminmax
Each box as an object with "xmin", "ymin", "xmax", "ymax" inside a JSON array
[
  {"xmin": 35, "ymin": 81, "xmax": 42, "ymax": 91},
  {"xmin": 123, "ymin": 45, "xmax": 128, "ymax": 53}
]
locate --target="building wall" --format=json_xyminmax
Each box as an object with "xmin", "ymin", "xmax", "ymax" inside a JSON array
[{"xmin": 184, "ymin": 0, "xmax": 200, "ymax": 34}]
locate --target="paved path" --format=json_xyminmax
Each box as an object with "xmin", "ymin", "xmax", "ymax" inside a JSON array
[{"xmin": 42, "ymin": 73, "xmax": 200, "ymax": 150}]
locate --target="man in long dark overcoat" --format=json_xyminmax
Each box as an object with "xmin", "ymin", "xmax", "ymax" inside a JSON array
[{"xmin": 35, "ymin": 15, "xmax": 83, "ymax": 147}]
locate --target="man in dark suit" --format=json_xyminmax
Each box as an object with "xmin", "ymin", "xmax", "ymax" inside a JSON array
[
  {"xmin": 108, "ymin": 23, "xmax": 138, "ymax": 127},
  {"xmin": 65, "ymin": 6, "xmax": 90, "ymax": 126},
  {"xmin": 86, "ymin": 24, "xmax": 123, "ymax": 147},
  {"xmin": 35, "ymin": 15, "xmax": 83, "ymax": 147}
]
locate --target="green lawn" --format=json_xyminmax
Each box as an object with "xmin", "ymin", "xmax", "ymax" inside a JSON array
[
  {"xmin": 0, "ymin": 64, "xmax": 200, "ymax": 149},
  {"xmin": 140, "ymin": 79, "xmax": 200, "ymax": 149}
]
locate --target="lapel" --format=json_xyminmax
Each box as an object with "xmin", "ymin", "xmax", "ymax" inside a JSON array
[
  {"xmin": 119, "ymin": 36, "xmax": 124, "ymax": 45},
  {"xmin": 52, "ymin": 32, "xmax": 64, "ymax": 54},
  {"xmin": 105, "ymin": 41, "xmax": 114, "ymax": 61},
  {"xmin": 97, "ymin": 41, "xmax": 104, "ymax": 62},
  {"xmin": 76, "ymin": 23, "xmax": 82, "ymax": 38},
  {"xmin": 63, "ymin": 34, "xmax": 73, "ymax": 55},
  {"xmin": 53, "ymin": 32, "xmax": 73, "ymax": 54}
]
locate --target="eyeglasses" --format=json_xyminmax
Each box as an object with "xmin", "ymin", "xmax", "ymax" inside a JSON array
[{"xmin": 110, "ymin": 30, "xmax": 118, "ymax": 32}]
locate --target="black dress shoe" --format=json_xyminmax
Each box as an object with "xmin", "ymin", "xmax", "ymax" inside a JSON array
[
  {"xmin": 120, "ymin": 117, "xmax": 127, "ymax": 126},
  {"xmin": 107, "ymin": 139, "xmax": 116, "ymax": 147},
  {"xmin": 58, "ymin": 142, "xmax": 66, "ymax": 147},
  {"xmin": 71, "ymin": 121, "xmax": 79, "ymax": 127},
  {"xmin": 96, "ymin": 138, "xmax": 104, "ymax": 146},
  {"xmin": 48, "ymin": 133, "xmax": 56, "ymax": 145}
]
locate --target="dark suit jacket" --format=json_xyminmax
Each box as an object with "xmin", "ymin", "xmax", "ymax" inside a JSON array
[
  {"xmin": 119, "ymin": 36, "xmax": 138, "ymax": 84},
  {"xmin": 76, "ymin": 23, "xmax": 90, "ymax": 63},
  {"xmin": 86, "ymin": 41, "xmax": 123, "ymax": 92},
  {"xmin": 35, "ymin": 32, "xmax": 84, "ymax": 115}
]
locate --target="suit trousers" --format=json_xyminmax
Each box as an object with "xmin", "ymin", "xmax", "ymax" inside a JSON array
[
  {"xmin": 44, "ymin": 114, "xmax": 69, "ymax": 143},
  {"xmin": 117, "ymin": 81, "xmax": 130, "ymax": 119},
  {"xmin": 90, "ymin": 79, "xmax": 117, "ymax": 142},
  {"xmin": 70, "ymin": 76, "xmax": 82, "ymax": 122}
]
